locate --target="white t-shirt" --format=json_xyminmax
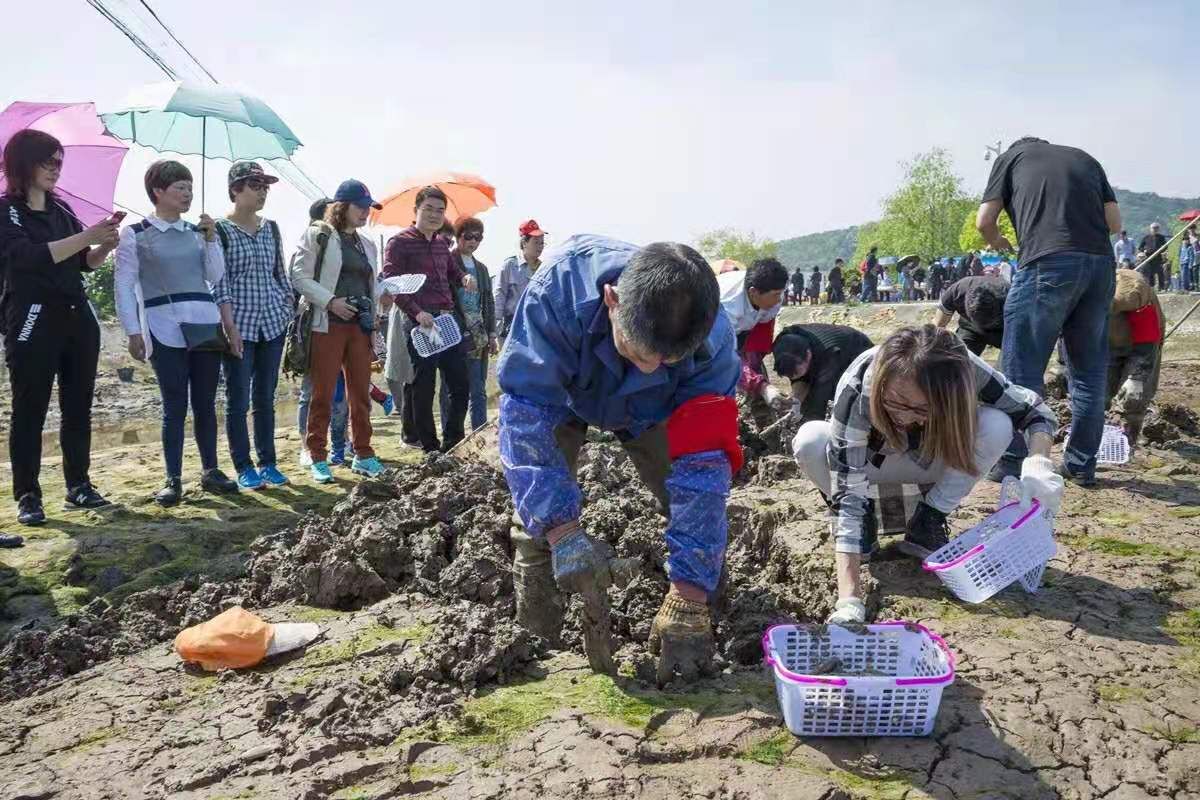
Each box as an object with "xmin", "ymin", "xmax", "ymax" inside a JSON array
[{"xmin": 717, "ymin": 270, "xmax": 781, "ymax": 334}]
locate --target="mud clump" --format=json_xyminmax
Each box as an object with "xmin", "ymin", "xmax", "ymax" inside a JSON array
[{"xmin": 1156, "ymin": 402, "xmax": 1199, "ymax": 436}]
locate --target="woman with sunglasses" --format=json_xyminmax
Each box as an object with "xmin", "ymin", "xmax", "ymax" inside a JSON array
[
  {"xmin": 791, "ymin": 324, "xmax": 1063, "ymax": 624},
  {"xmin": 438, "ymin": 216, "xmax": 496, "ymax": 434},
  {"xmin": 0, "ymin": 129, "xmax": 120, "ymax": 526}
]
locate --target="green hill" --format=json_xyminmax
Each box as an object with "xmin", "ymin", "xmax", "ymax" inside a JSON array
[{"xmin": 776, "ymin": 187, "xmax": 1200, "ymax": 269}]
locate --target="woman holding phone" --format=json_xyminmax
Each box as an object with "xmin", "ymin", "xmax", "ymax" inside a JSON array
[{"xmin": 0, "ymin": 129, "xmax": 120, "ymax": 525}]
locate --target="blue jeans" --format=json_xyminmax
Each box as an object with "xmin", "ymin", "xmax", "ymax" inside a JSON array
[
  {"xmin": 440, "ymin": 353, "xmax": 488, "ymax": 434},
  {"xmin": 1000, "ymin": 251, "xmax": 1116, "ymax": 477},
  {"xmin": 1181, "ymin": 260, "xmax": 1194, "ymax": 292},
  {"xmin": 223, "ymin": 334, "xmax": 285, "ymax": 473},
  {"xmin": 298, "ymin": 373, "xmax": 348, "ymax": 452},
  {"xmin": 149, "ymin": 335, "xmax": 222, "ymax": 478}
]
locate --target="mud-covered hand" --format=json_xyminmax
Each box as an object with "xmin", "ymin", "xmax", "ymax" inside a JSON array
[
  {"xmin": 1019, "ymin": 454, "xmax": 1064, "ymax": 515},
  {"xmin": 649, "ymin": 588, "xmax": 714, "ymax": 685},
  {"xmin": 549, "ymin": 527, "xmax": 613, "ymax": 595},
  {"xmin": 762, "ymin": 384, "xmax": 790, "ymax": 413},
  {"xmin": 826, "ymin": 597, "xmax": 866, "ymax": 625}
]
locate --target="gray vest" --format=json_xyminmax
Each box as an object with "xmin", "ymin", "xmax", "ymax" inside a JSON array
[{"xmin": 132, "ymin": 221, "xmax": 215, "ymax": 308}]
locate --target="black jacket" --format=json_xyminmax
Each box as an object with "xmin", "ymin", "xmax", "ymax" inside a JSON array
[
  {"xmin": 774, "ymin": 323, "xmax": 874, "ymax": 423},
  {"xmin": 0, "ymin": 195, "xmax": 91, "ymax": 307}
]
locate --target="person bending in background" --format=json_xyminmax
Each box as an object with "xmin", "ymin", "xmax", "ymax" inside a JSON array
[
  {"xmin": 932, "ymin": 274, "xmax": 1009, "ymax": 356},
  {"xmin": 717, "ymin": 257, "xmax": 790, "ymax": 426},
  {"xmin": 498, "ymin": 234, "xmax": 741, "ymax": 683},
  {"xmin": 0, "ymin": 129, "xmax": 118, "ymax": 526},
  {"xmin": 791, "ymin": 325, "xmax": 1062, "ymax": 625},
  {"xmin": 771, "ymin": 323, "xmax": 873, "ymax": 425},
  {"xmin": 116, "ymin": 160, "xmax": 238, "ymax": 507},
  {"xmin": 1106, "ymin": 269, "xmax": 1165, "ymax": 451}
]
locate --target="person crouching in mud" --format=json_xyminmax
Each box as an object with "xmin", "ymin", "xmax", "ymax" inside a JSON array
[
  {"xmin": 497, "ymin": 234, "xmax": 742, "ymax": 683},
  {"xmin": 791, "ymin": 325, "xmax": 1064, "ymax": 624}
]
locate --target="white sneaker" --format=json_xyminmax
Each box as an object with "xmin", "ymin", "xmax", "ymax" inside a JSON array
[{"xmin": 298, "ymin": 448, "xmax": 313, "ymax": 467}]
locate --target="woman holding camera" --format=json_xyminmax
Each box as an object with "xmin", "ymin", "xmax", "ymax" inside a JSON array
[{"xmin": 290, "ymin": 179, "xmax": 384, "ymax": 483}]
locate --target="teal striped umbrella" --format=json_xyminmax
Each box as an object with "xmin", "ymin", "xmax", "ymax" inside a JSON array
[{"xmin": 101, "ymin": 81, "xmax": 303, "ymax": 209}]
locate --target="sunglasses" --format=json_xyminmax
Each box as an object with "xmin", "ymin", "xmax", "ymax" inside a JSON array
[
  {"xmin": 242, "ymin": 179, "xmax": 270, "ymax": 192},
  {"xmin": 460, "ymin": 233, "xmax": 483, "ymax": 242},
  {"xmin": 40, "ymin": 156, "xmax": 64, "ymax": 172}
]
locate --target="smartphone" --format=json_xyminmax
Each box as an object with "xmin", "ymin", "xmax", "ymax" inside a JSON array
[{"xmin": 109, "ymin": 211, "xmax": 127, "ymax": 225}]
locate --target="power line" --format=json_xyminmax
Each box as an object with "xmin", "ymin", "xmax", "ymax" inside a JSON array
[
  {"xmin": 136, "ymin": 0, "xmax": 219, "ymax": 84},
  {"xmin": 85, "ymin": 0, "xmax": 177, "ymax": 80}
]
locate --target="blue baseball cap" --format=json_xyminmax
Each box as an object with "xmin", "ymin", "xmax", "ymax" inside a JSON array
[{"xmin": 333, "ymin": 179, "xmax": 382, "ymax": 210}]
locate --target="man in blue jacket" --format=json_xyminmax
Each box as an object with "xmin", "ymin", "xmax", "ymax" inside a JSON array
[{"xmin": 497, "ymin": 234, "xmax": 742, "ymax": 683}]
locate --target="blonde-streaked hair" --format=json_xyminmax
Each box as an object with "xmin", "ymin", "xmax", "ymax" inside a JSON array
[{"xmin": 869, "ymin": 325, "xmax": 979, "ymax": 475}]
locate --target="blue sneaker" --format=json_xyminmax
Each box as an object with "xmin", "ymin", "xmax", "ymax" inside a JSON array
[
  {"xmin": 237, "ymin": 468, "xmax": 265, "ymax": 490},
  {"xmin": 259, "ymin": 465, "xmax": 288, "ymax": 486},
  {"xmin": 381, "ymin": 394, "xmax": 395, "ymax": 416},
  {"xmin": 329, "ymin": 446, "xmax": 345, "ymax": 466},
  {"xmin": 351, "ymin": 455, "xmax": 385, "ymax": 478},
  {"xmin": 310, "ymin": 461, "xmax": 335, "ymax": 484}
]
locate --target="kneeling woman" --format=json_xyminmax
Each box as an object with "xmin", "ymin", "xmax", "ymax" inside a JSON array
[{"xmin": 792, "ymin": 325, "xmax": 1063, "ymax": 624}]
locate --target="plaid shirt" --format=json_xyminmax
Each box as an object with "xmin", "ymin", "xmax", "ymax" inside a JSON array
[
  {"xmin": 212, "ymin": 219, "xmax": 292, "ymax": 342},
  {"xmin": 827, "ymin": 347, "xmax": 1057, "ymax": 554}
]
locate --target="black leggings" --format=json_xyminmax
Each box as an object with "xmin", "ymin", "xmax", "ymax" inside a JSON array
[
  {"xmin": 3, "ymin": 297, "xmax": 100, "ymax": 500},
  {"xmin": 149, "ymin": 334, "xmax": 222, "ymax": 478}
]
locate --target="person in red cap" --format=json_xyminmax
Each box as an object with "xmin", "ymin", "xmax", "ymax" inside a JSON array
[{"xmin": 494, "ymin": 219, "xmax": 546, "ymax": 338}]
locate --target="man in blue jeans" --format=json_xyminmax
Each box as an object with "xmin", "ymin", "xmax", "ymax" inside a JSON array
[
  {"xmin": 977, "ymin": 137, "xmax": 1123, "ymax": 485},
  {"xmin": 214, "ymin": 162, "xmax": 295, "ymax": 489}
]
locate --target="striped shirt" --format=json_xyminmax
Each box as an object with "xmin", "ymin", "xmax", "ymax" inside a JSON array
[
  {"xmin": 827, "ymin": 346, "xmax": 1057, "ymax": 553},
  {"xmin": 212, "ymin": 218, "xmax": 292, "ymax": 342}
]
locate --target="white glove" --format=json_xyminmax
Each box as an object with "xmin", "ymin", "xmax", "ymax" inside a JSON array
[
  {"xmin": 826, "ymin": 598, "xmax": 866, "ymax": 625},
  {"xmin": 426, "ymin": 319, "xmax": 444, "ymax": 350},
  {"xmin": 1019, "ymin": 455, "xmax": 1064, "ymax": 515},
  {"xmin": 762, "ymin": 385, "xmax": 789, "ymax": 413}
]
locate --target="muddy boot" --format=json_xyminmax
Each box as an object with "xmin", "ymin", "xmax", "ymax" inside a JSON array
[
  {"xmin": 648, "ymin": 587, "xmax": 714, "ymax": 686},
  {"xmin": 511, "ymin": 530, "xmax": 564, "ymax": 647}
]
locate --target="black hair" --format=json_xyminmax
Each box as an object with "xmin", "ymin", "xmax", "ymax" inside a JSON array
[
  {"xmin": 614, "ymin": 242, "xmax": 718, "ymax": 360},
  {"xmin": 309, "ymin": 198, "xmax": 331, "ymax": 222},
  {"xmin": 965, "ymin": 284, "xmax": 1008, "ymax": 330},
  {"xmin": 414, "ymin": 185, "xmax": 448, "ymax": 209},
  {"xmin": 1008, "ymin": 136, "xmax": 1048, "ymax": 150},
  {"xmin": 834, "ymin": 257, "xmax": 845, "ymax": 265},
  {"xmin": 0, "ymin": 129, "xmax": 62, "ymax": 198},
  {"xmin": 455, "ymin": 216, "xmax": 484, "ymax": 238},
  {"xmin": 745, "ymin": 257, "xmax": 789, "ymax": 292},
  {"xmin": 772, "ymin": 333, "xmax": 813, "ymax": 379}
]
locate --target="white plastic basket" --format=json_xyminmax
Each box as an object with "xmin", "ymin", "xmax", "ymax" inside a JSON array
[
  {"xmin": 1063, "ymin": 424, "xmax": 1129, "ymax": 465},
  {"xmin": 409, "ymin": 314, "xmax": 462, "ymax": 357},
  {"xmin": 762, "ymin": 622, "xmax": 955, "ymax": 737},
  {"xmin": 922, "ymin": 479, "xmax": 1056, "ymax": 604},
  {"xmin": 379, "ymin": 273, "xmax": 427, "ymax": 296}
]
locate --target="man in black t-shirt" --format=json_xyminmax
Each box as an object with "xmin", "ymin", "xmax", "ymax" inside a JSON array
[
  {"xmin": 933, "ymin": 275, "xmax": 1009, "ymax": 355},
  {"xmin": 1137, "ymin": 223, "xmax": 1168, "ymax": 291},
  {"xmin": 977, "ymin": 136, "xmax": 1122, "ymax": 485}
]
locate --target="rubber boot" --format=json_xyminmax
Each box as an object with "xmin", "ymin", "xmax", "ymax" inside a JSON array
[{"xmin": 510, "ymin": 525, "xmax": 564, "ymax": 647}]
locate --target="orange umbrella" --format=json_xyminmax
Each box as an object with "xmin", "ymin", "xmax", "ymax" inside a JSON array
[{"xmin": 370, "ymin": 171, "xmax": 497, "ymax": 226}]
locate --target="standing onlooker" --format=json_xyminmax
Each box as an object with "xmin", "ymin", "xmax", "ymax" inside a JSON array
[
  {"xmin": 116, "ymin": 160, "xmax": 239, "ymax": 506},
  {"xmin": 438, "ymin": 216, "xmax": 497, "ymax": 434},
  {"xmin": 290, "ymin": 179, "xmax": 386, "ymax": 482},
  {"xmin": 212, "ymin": 162, "xmax": 292, "ymax": 490},
  {"xmin": 911, "ymin": 262, "xmax": 927, "ymax": 301},
  {"xmin": 928, "ymin": 259, "xmax": 946, "ymax": 300},
  {"xmin": 494, "ymin": 219, "xmax": 545, "ymax": 338},
  {"xmin": 977, "ymin": 136, "xmax": 1121, "ymax": 485},
  {"xmin": 382, "ymin": 186, "xmax": 477, "ymax": 453},
  {"xmin": 860, "ymin": 247, "xmax": 879, "ymax": 302},
  {"xmin": 1138, "ymin": 222, "xmax": 1168, "ymax": 291},
  {"xmin": 899, "ymin": 262, "xmax": 913, "ymax": 302},
  {"xmin": 1180, "ymin": 226, "xmax": 1197, "ymax": 293},
  {"xmin": 877, "ymin": 268, "xmax": 895, "ymax": 302},
  {"xmin": 0, "ymin": 129, "xmax": 118, "ymax": 525},
  {"xmin": 1113, "ymin": 230, "xmax": 1136, "ymax": 266},
  {"xmin": 807, "ymin": 266, "xmax": 822, "ymax": 305},
  {"xmin": 789, "ymin": 267, "xmax": 805, "ymax": 306},
  {"xmin": 827, "ymin": 258, "xmax": 845, "ymax": 303}
]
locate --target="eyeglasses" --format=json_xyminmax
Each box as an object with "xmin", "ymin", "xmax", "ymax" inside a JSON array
[
  {"xmin": 460, "ymin": 233, "xmax": 483, "ymax": 242},
  {"xmin": 244, "ymin": 179, "xmax": 270, "ymax": 192},
  {"xmin": 40, "ymin": 157, "xmax": 64, "ymax": 172}
]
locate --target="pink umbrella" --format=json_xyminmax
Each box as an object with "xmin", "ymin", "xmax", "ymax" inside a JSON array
[{"xmin": 0, "ymin": 102, "xmax": 129, "ymax": 225}]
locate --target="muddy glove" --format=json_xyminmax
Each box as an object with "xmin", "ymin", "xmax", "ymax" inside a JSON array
[
  {"xmin": 826, "ymin": 598, "xmax": 866, "ymax": 625},
  {"xmin": 550, "ymin": 527, "xmax": 613, "ymax": 595},
  {"xmin": 1019, "ymin": 455, "xmax": 1064, "ymax": 516},
  {"xmin": 648, "ymin": 588, "xmax": 714, "ymax": 685},
  {"xmin": 762, "ymin": 384, "xmax": 790, "ymax": 413}
]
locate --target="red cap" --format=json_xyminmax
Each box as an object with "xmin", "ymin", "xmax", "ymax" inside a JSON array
[{"xmin": 518, "ymin": 219, "xmax": 547, "ymax": 237}]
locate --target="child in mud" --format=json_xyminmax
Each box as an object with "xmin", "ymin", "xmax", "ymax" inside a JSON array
[
  {"xmin": 496, "ymin": 234, "xmax": 741, "ymax": 684},
  {"xmin": 791, "ymin": 325, "xmax": 1064, "ymax": 624},
  {"xmin": 1105, "ymin": 269, "xmax": 1164, "ymax": 451}
]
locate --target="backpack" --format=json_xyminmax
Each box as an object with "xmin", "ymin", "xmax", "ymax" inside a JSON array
[{"xmin": 281, "ymin": 224, "xmax": 331, "ymax": 379}]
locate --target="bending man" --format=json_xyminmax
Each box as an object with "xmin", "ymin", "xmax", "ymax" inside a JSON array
[
  {"xmin": 717, "ymin": 257, "xmax": 789, "ymax": 425},
  {"xmin": 498, "ymin": 234, "xmax": 741, "ymax": 683}
]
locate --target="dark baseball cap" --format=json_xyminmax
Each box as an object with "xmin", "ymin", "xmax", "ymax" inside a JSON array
[
  {"xmin": 308, "ymin": 198, "xmax": 331, "ymax": 222},
  {"xmin": 228, "ymin": 161, "xmax": 279, "ymax": 188},
  {"xmin": 333, "ymin": 179, "xmax": 382, "ymax": 210}
]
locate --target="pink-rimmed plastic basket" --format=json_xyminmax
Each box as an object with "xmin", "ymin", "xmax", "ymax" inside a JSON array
[
  {"xmin": 922, "ymin": 479, "xmax": 1056, "ymax": 604},
  {"xmin": 761, "ymin": 621, "xmax": 955, "ymax": 737}
]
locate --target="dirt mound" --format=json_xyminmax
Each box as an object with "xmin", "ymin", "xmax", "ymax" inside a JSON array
[{"xmin": 1157, "ymin": 402, "xmax": 1200, "ymax": 435}]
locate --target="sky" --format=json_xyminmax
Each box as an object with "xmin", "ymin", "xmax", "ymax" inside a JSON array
[{"xmin": 2, "ymin": 0, "xmax": 1197, "ymax": 267}]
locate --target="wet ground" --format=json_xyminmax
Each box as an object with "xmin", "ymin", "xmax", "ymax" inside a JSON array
[{"xmin": 0, "ymin": 315, "xmax": 1198, "ymax": 799}]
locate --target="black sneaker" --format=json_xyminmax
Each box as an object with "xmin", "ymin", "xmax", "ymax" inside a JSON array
[
  {"xmin": 155, "ymin": 478, "xmax": 183, "ymax": 507},
  {"xmin": 200, "ymin": 468, "xmax": 239, "ymax": 495},
  {"xmin": 1060, "ymin": 460, "xmax": 1097, "ymax": 488},
  {"xmin": 63, "ymin": 483, "xmax": 113, "ymax": 512},
  {"xmin": 899, "ymin": 502, "xmax": 951, "ymax": 561},
  {"xmin": 0, "ymin": 532, "xmax": 24, "ymax": 548},
  {"xmin": 17, "ymin": 493, "xmax": 45, "ymax": 526}
]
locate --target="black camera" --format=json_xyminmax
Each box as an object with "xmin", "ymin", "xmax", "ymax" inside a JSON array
[{"xmin": 345, "ymin": 296, "xmax": 374, "ymax": 335}]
